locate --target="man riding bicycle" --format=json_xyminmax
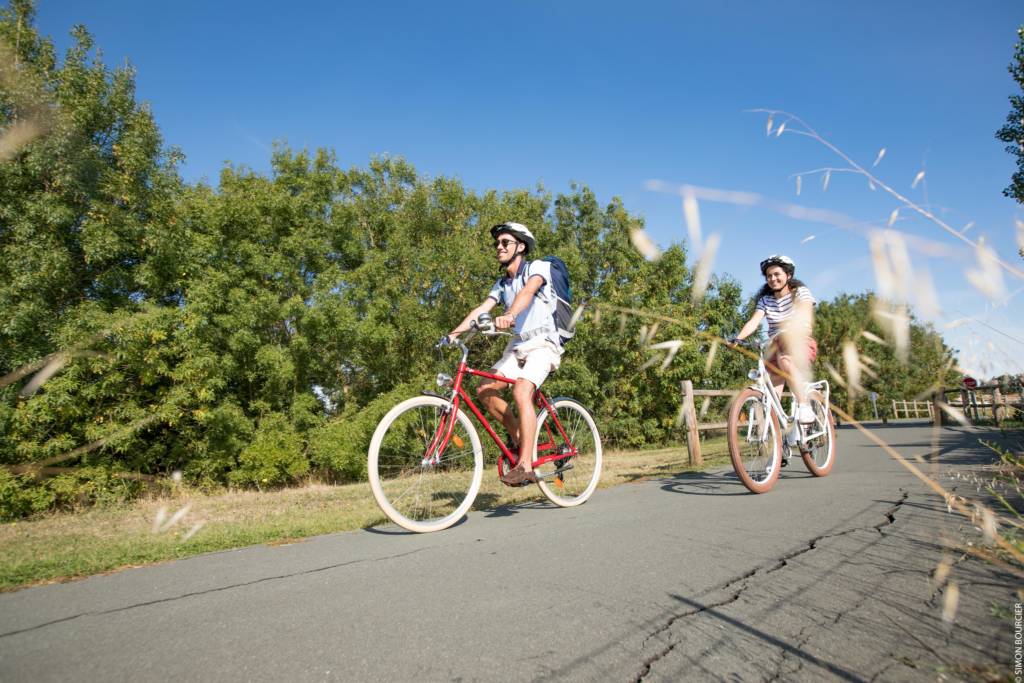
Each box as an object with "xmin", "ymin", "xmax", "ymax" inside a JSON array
[
  {"xmin": 447, "ymin": 222, "xmax": 564, "ymax": 485},
  {"xmin": 731, "ymin": 255, "xmax": 818, "ymax": 424}
]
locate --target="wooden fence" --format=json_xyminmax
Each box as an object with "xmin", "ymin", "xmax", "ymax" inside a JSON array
[
  {"xmin": 678, "ymin": 380, "xmax": 797, "ymax": 468},
  {"xmin": 940, "ymin": 385, "xmax": 1020, "ymax": 425},
  {"xmin": 679, "ymin": 381, "xmax": 733, "ymax": 467},
  {"xmin": 891, "ymin": 400, "xmax": 933, "ymax": 420}
]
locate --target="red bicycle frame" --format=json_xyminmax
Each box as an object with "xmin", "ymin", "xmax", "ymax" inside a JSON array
[{"xmin": 422, "ymin": 355, "xmax": 578, "ymax": 473}]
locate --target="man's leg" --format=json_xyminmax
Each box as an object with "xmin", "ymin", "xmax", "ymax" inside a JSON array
[
  {"xmin": 512, "ymin": 378, "xmax": 537, "ymax": 472},
  {"xmin": 477, "ymin": 380, "xmax": 519, "ymax": 443},
  {"xmin": 499, "ymin": 342, "xmax": 559, "ymax": 484}
]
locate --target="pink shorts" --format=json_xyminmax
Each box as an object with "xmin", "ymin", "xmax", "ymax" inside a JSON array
[{"xmin": 767, "ymin": 336, "xmax": 818, "ymax": 366}]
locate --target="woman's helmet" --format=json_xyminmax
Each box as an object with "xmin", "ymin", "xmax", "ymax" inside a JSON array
[
  {"xmin": 759, "ymin": 254, "xmax": 795, "ymax": 276},
  {"xmin": 490, "ymin": 222, "xmax": 536, "ymax": 255}
]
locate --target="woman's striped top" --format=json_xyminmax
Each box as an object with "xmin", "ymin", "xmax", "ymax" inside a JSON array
[{"xmin": 756, "ymin": 286, "xmax": 816, "ymax": 336}]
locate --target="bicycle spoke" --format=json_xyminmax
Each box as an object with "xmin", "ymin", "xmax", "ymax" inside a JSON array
[
  {"xmin": 729, "ymin": 390, "xmax": 781, "ymax": 493},
  {"xmin": 800, "ymin": 392, "xmax": 835, "ymax": 476},
  {"xmin": 369, "ymin": 397, "xmax": 483, "ymax": 532},
  {"xmin": 536, "ymin": 399, "xmax": 602, "ymax": 507}
]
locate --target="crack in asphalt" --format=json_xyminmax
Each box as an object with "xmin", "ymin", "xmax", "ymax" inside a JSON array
[
  {"xmin": 633, "ymin": 493, "xmax": 909, "ymax": 682},
  {"xmin": 637, "ymin": 569, "xmax": 757, "ymax": 651},
  {"xmin": 869, "ymin": 660, "xmax": 896, "ymax": 682},
  {"xmin": 766, "ymin": 622, "xmax": 815, "ymax": 682},
  {"xmin": 633, "ymin": 590, "xmax": 745, "ymax": 681},
  {"xmin": 0, "ymin": 547, "xmax": 429, "ymax": 639},
  {"xmin": 873, "ymin": 490, "xmax": 909, "ymax": 534}
]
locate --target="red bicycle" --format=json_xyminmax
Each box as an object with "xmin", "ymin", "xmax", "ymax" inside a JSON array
[{"xmin": 368, "ymin": 315, "xmax": 602, "ymax": 532}]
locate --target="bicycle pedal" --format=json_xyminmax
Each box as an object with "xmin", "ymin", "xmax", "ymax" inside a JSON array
[
  {"xmin": 780, "ymin": 457, "xmax": 789, "ymax": 468},
  {"xmin": 537, "ymin": 463, "xmax": 574, "ymax": 479}
]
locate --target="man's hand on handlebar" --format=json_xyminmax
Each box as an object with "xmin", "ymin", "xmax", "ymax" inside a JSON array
[{"xmin": 494, "ymin": 314, "xmax": 514, "ymax": 330}]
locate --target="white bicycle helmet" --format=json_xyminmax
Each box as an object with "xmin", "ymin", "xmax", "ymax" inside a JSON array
[
  {"xmin": 490, "ymin": 222, "xmax": 536, "ymax": 255},
  {"xmin": 759, "ymin": 254, "xmax": 795, "ymax": 276}
]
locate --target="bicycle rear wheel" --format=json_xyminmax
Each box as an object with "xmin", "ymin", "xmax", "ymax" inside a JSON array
[
  {"xmin": 727, "ymin": 388, "xmax": 782, "ymax": 493},
  {"xmin": 368, "ymin": 395, "xmax": 483, "ymax": 533},
  {"xmin": 800, "ymin": 390, "xmax": 835, "ymax": 476},
  {"xmin": 535, "ymin": 398, "xmax": 602, "ymax": 507}
]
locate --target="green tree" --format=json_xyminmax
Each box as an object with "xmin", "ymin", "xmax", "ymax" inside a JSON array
[
  {"xmin": 2, "ymin": 3, "xmax": 963, "ymax": 520},
  {"xmin": 814, "ymin": 293, "xmax": 958, "ymax": 420},
  {"xmin": 996, "ymin": 26, "xmax": 1024, "ymax": 210},
  {"xmin": 0, "ymin": 2, "xmax": 184, "ymax": 372}
]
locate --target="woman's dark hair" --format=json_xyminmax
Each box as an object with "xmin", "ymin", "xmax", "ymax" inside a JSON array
[{"xmin": 757, "ymin": 277, "xmax": 806, "ymax": 299}]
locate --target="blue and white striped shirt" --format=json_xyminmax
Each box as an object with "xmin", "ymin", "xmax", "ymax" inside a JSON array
[{"xmin": 756, "ymin": 286, "xmax": 815, "ymax": 336}]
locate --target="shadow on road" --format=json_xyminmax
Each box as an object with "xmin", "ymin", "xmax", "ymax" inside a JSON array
[
  {"xmin": 657, "ymin": 470, "xmax": 749, "ymax": 496},
  {"xmin": 665, "ymin": 593, "xmax": 865, "ymax": 682},
  {"xmin": 363, "ymin": 514, "xmax": 471, "ymax": 535},
  {"xmin": 835, "ymin": 419, "xmax": 931, "ymax": 431},
  {"xmin": 657, "ymin": 464, "xmax": 816, "ymax": 497}
]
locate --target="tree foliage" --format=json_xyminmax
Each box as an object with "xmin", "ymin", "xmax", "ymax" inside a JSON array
[
  {"xmin": 996, "ymin": 26, "xmax": 1024, "ymax": 209},
  {"xmin": 0, "ymin": 4, "xmax": 962, "ymax": 517},
  {"xmin": 813, "ymin": 293, "xmax": 958, "ymax": 420}
]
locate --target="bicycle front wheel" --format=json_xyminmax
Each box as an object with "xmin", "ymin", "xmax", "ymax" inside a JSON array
[
  {"xmin": 535, "ymin": 398, "xmax": 602, "ymax": 507},
  {"xmin": 727, "ymin": 388, "xmax": 782, "ymax": 493},
  {"xmin": 368, "ymin": 395, "xmax": 483, "ymax": 533},
  {"xmin": 800, "ymin": 390, "xmax": 835, "ymax": 476}
]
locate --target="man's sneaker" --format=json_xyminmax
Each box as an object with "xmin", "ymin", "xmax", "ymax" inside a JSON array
[{"xmin": 797, "ymin": 402, "xmax": 816, "ymax": 424}]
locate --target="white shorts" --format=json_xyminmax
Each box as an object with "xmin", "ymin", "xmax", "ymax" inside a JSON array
[{"xmin": 490, "ymin": 337, "xmax": 562, "ymax": 389}]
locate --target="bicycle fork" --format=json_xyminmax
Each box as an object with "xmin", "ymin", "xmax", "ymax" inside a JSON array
[
  {"xmin": 421, "ymin": 402, "xmax": 456, "ymax": 468},
  {"xmin": 744, "ymin": 399, "xmax": 772, "ymax": 444}
]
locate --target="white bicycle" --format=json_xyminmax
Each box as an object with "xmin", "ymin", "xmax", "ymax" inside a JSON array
[{"xmin": 727, "ymin": 338, "xmax": 836, "ymax": 493}]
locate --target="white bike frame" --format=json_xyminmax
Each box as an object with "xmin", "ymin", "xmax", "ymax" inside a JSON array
[{"xmin": 744, "ymin": 339, "xmax": 831, "ymax": 457}]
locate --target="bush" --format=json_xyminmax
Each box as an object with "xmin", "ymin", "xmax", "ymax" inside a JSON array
[
  {"xmin": 308, "ymin": 380, "xmax": 427, "ymax": 483},
  {"xmin": 45, "ymin": 466, "xmax": 143, "ymax": 510},
  {"xmin": 228, "ymin": 413, "xmax": 309, "ymax": 488},
  {"xmin": 0, "ymin": 468, "xmax": 54, "ymax": 521},
  {"xmin": 0, "ymin": 464, "xmax": 144, "ymax": 521}
]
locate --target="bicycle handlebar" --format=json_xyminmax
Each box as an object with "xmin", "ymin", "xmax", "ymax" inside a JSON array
[
  {"xmin": 436, "ymin": 315, "xmax": 510, "ymax": 360},
  {"xmin": 729, "ymin": 337, "xmax": 772, "ymax": 353}
]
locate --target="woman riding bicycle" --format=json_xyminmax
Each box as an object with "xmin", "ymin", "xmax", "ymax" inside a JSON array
[{"xmin": 732, "ymin": 255, "xmax": 818, "ymax": 424}]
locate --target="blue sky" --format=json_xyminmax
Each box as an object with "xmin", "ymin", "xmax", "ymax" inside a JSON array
[{"xmin": 32, "ymin": 1, "xmax": 1024, "ymax": 377}]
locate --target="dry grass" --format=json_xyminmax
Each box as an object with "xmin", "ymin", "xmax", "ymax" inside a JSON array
[{"xmin": 0, "ymin": 438, "xmax": 731, "ymax": 591}]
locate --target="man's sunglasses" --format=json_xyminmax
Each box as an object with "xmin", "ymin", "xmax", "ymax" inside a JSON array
[{"xmin": 494, "ymin": 238, "xmax": 518, "ymax": 249}]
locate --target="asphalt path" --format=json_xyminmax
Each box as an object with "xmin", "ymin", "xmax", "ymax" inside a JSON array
[{"xmin": 0, "ymin": 421, "xmax": 1016, "ymax": 681}]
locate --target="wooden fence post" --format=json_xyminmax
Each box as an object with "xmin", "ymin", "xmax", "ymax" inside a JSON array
[
  {"xmin": 993, "ymin": 387, "xmax": 1003, "ymax": 426},
  {"xmin": 681, "ymin": 380, "xmax": 703, "ymax": 466},
  {"xmin": 891, "ymin": 399, "xmax": 898, "ymax": 420}
]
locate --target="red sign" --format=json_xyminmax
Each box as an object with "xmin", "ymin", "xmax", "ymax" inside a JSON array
[{"xmin": 962, "ymin": 376, "xmax": 978, "ymax": 389}]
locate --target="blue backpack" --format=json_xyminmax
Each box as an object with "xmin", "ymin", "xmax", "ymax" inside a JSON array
[{"xmin": 539, "ymin": 256, "xmax": 577, "ymax": 346}]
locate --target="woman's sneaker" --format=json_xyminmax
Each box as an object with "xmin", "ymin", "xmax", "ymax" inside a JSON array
[{"xmin": 797, "ymin": 402, "xmax": 816, "ymax": 424}]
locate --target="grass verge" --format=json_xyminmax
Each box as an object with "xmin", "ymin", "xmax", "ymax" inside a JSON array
[{"xmin": 0, "ymin": 438, "xmax": 732, "ymax": 591}]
